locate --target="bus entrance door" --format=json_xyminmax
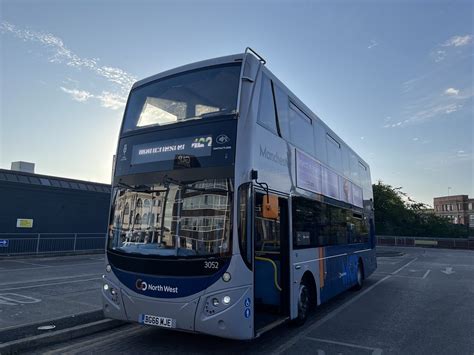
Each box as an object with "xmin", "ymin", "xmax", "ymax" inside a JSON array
[{"xmin": 254, "ymin": 192, "xmax": 290, "ymax": 334}]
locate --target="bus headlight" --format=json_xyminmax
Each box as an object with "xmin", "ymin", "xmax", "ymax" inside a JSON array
[
  {"xmin": 204, "ymin": 288, "xmax": 248, "ymax": 317},
  {"xmin": 103, "ymin": 283, "xmax": 109, "ymax": 291},
  {"xmin": 222, "ymin": 272, "xmax": 231, "ymax": 282}
]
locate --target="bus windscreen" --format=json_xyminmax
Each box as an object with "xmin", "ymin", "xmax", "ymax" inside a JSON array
[
  {"xmin": 122, "ymin": 63, "xmax": 241, "ymax": 132},
  {"xmin": 108, "ymin": 178, "xmax": 233, "ymax": 257}
]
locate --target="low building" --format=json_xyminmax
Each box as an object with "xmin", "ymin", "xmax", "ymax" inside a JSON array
[
  {"xmin": 433, "ymin": 195, "xmax": 474, "ymax": 228},
  {"xmin": 0, "ymin": 168, "xmax": 111, "ymax": 234}
]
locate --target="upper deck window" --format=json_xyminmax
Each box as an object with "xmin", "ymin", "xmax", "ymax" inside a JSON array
[
  {"xmin": 289, "ymin": 101, "xmax": 314, "ymax": 153},
  {"xmin": 257, "ymin": 75, "xmax": 278, "ymax": 134},
  {"xmin": 122, "ymin": 63, "xmax": 241, "ymax": 132}
]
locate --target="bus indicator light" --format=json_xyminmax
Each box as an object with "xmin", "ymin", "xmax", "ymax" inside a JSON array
[{"xmin": 222, "ymin": 272, "xmax": 231, "ymax": 282}]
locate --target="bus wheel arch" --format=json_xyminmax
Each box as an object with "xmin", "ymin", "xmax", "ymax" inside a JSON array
[
  {"xmin": 293, "ymin": 271, "xmax": 316, "ymax": 325},
  {"xmin": 302, "ymin": 271, "xmax": 317, "ymax": 310}
]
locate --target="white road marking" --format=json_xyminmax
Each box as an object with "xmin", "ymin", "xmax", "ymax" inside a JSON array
[
  {"xmin": 441, "ymin": 267, "xmax": 455, "ymax": 275},
  {"xmin": 390, "ymin": 275, "xmax": 426, "ymax": 279},
  {"xmin": 391, "ymin": 258, "xmax": 418, "ymax": 275},
  {"xmin": 0, "ymin": 298, "xmax": 16, "ymax": 305},
  {"xmin": 305, "ymin": 336, "xmax": 383, "ymax": 354},
  {"xmin": 42, "ymin": 325, "xmax": 144, "ymax": 355},
  {"xmin": 0, "ymin": 277, "xmax": 101, "ymax": 292},
  {"xmin": 0, "ymin": 293, "xmax": 41, "ymax": 305},
  {"xmin": 273, "ymin": 257, "xmax": 418, "ymax": 355},
  {"xmin": 10, "ymin": 260, "xmax": 47, "ymax": 267},
  {"xmin": 0, "ymin": 273, "xmax": 101, "ymax": 287},
  {"xmin": 413, "ymin": 262, "xmax": 474, "ymax": 268},
  {"xmin": 5, "ymin": 260, "xmax": 104, "ymax": 272},
  {"xmin": 422, "ymin": 270, "xmax": 431, "ymax": 279},
  {"xmin": 376, "ymin": 261, "xmax": 399, "ymax": 265}
]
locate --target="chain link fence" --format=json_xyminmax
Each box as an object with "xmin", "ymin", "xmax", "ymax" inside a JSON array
[{"xmin": 0, "ymin": 233, "xmax": 106, "ymax": 256}]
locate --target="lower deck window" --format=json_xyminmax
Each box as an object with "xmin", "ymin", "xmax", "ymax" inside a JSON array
[{"xmin": 292, "ymin": 196, "xmax": 369, "ymax": 248}]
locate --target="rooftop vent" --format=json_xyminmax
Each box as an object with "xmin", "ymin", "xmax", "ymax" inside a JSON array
[{"xmin": 11, "ymin": 161, "xmax": 35, "ymax": 174}]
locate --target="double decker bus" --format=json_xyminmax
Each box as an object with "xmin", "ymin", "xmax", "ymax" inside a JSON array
[{"xmin": 103, "ymin": 48, "xmax": 377, "ymax": 340}]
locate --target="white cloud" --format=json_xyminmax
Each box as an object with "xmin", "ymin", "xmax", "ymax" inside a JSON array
[
  {"xmin": 60, "ymin": 87, "xmax": 93, "ymax": 102},
  {"xmin": 412, "ymin": 102, "xmax": 461, "ymax": 121},
  {"xmin": 431, "ymin": 35, "xmax": 472, "ymax": 62},
  {"xmin": 432, "ymin": 49, "xmax": 447, "ymax": 63},
  {"xmin": 444, "ymin": 103, "xmax": 462, "ymax": 114},
  {"xmin": 444, "ymin": 87, "xmax": 459, "ymax": 96},
  {"xmin": 456, "ymin": 150, "xmax": 470, "ymax": 159},
  {"xmin": 1, "ymin": 21, "xmax": 136, "ymax": 110},
  {"xmin": 412, "ymin": 137, "xmax": 419, "ymax": 141},
  {"xmin": 443, "ymin": 35, "xmax": 472, "ymax": 47},
  {"xmin": 60, "ymin": 87, "xmax": 125, "ymax": 110},
  {"xmin": 368, "ymin": 40, "xmax": 378, "ymax": 49},
  {"xmin": 384, "ymin": 102, "xmax": 464, "ymax": 128},
  {"xmin": 97, "ymin": 92, "xmax": 127, "ymax": 110}
]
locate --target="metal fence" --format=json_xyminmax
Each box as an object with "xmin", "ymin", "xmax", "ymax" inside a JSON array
[
  {"xmin": 376, "ymin": 235, "xmax": 474, "ymax": 250},
  {"xmin": 0, "ymin": 233, "xmax": 106, "ymax": 256}
]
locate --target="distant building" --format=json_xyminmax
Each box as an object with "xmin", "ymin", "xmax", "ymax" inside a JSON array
[
  {"xmin": 433, "ymin": 195, "xmax": 474, "ymax": 228},
  {"xmin": 0, "ymin": 167, "xmax": 111, "ymax": 234}
]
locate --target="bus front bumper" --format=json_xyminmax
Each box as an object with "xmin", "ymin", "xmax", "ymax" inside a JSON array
[{"xmin": 102, "ymin": 278, "xmax": 253, "ymax": 339}]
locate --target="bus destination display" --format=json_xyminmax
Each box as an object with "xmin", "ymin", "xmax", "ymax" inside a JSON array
[{"xmin": 131, "ymin": 135, "xmax": 213, "ymax": 165}]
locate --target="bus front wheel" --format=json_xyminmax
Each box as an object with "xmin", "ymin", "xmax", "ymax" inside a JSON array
[{"xmin": 294, "ymin": 281, "xmax": 310, "ymax": 325}]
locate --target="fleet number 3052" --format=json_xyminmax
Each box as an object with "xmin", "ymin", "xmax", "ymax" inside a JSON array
[{"xmin": 204, "ymin": 261, "xmax": 219, "ymax": 269}]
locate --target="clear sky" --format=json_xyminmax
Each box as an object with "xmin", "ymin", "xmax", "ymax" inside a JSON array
[{"xmin": 1, "ymin": 0, "xmax": 472, "ymax": 205}]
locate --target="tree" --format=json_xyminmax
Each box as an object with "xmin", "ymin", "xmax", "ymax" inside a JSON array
[{"xmin": 373, "ymin": 181, "xmax": 472, "ymax": 238}]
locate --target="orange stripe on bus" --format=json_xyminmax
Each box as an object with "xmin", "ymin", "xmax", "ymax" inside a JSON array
[{"xmin": 319, "ymin": 247, "xmax": 325, "ymax": 288}]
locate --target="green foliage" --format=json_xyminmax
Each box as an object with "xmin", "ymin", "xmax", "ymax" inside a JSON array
[{"xmin": 373, "ymin": 181, "xmax": 472, "ymax": 238}]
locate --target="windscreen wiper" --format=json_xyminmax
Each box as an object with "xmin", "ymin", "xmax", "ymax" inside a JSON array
[
  {"xmin": 182, "ymin": 186, "xmax": 231, "ymax": 193},
  {"xmin": 200, "ymin": 111, "xmax": 235, "ymax": 119},
  {"xmin": 116, "ymin": 182, "xmax": 168, "ymax": 193},
  {"xmin": 163, "ymin": 176, "xmax": 230, "ymax": 193},
  {"xmin": 183, "ymin": 111, "xmax": 236, "ymax": 121}
]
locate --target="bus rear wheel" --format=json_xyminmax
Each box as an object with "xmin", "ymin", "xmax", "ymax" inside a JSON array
[
  {"xmin": 354, "ymin": 262, "xmax": 364, "ymax": 290},
  {"xmin": 294, "ymin": 281, "xmax": 310, "ymax": 325}
]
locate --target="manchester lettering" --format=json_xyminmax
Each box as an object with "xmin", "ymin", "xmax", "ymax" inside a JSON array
[{"xmin": 259, "ymin": 145, "xmax": 288, "ymax": 166}]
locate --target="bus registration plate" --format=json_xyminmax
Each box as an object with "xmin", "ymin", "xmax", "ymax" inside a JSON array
[{"xmin": 140, "ymin": 314, "xmax": 176, "ymax": 328}]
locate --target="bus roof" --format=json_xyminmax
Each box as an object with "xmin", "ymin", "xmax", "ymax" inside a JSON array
[
  {"xmin": 131, "ymin": 51, "xmax": 370, "ymax": 170},
  {"xmin": 132, "ymin": 53, "xmax": 245, "ymax": 90}
]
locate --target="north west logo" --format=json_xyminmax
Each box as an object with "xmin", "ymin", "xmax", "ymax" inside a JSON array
[{"xmin": 135, "ymin": 279, "xmax": 147, "ymax": 291}]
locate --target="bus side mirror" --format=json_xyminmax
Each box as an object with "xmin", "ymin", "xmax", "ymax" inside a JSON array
[{"xmin": 262, "ymin": 194, "xmax": 279, "ymax": 219}]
